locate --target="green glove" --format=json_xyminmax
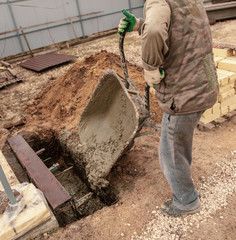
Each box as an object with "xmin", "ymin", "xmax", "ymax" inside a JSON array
[{"xmin": 118, "ymin": 10, "xmax": 136, "ymax": 35}]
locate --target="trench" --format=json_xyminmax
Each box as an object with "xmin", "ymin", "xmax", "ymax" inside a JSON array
[{"xmin": 3, "ymin": 128, "xmax": 118, "ymax": 227}]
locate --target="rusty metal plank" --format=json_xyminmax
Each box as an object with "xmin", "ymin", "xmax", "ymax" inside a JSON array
[
  {"xmin": 8, "ymin": 134, "xmax": 71, "ymax": 210},
  {"xmin": 20, "ymin": 53, "xmax": 77, "ymax": 72}
]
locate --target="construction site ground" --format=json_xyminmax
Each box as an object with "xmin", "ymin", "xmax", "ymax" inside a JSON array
[{"xmin": 0, "ymin": 20, "xmax": 236, "ymax": 240}]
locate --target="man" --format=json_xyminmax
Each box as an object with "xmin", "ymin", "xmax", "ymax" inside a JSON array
[{"xmin": 118, "ymin": 0, "xmax": 218, "ymax": 217}]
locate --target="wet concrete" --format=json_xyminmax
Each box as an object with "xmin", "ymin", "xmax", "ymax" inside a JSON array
[{"xmin": 59, "ymin": 70, "xmax": 139, "ymax": 193}]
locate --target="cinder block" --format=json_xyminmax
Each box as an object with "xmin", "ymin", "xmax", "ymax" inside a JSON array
[
  {"xmin": 218, "ymin": 59, "xmax": 236, "ymax": 72},
  {"xmin": 218, "ymin": 89, "xmax": 235, "ymax": 102},
  {"xmin": 213, "ymin": 48, "xmax": 234, "ymax": 58}
]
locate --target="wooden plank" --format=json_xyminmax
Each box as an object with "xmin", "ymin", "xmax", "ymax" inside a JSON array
[
  {"xmin": 7, "ymin": 135, "xmax": 71, "ymax": 210},
  {"xmin": 0, "ymin": 77, "xmax": 23, "ymax": 89},
  {"xmin": 0, "ymin": 151, "xmax": 19, "ymax": 191}
]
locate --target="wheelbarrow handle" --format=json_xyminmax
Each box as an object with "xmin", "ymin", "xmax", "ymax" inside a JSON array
[
  {"xmin": 144, "ymin": 83, "xmax": 150, "ymax": 112},
  {"xmin": 119, "ymin": 30, "xmax": 130, "ymax": 89},
  {"xmin": 119, "ymin": 29, "xmax": 150, "ymax": 113}
]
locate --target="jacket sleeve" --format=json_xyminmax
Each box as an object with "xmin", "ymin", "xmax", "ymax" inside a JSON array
[{"xmin": 140, "ymin": 0, "xmax": 171, "ymax": 70}]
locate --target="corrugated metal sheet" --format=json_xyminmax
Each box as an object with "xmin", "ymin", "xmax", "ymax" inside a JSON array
[
  {"xmin": 20, "ymin": 53, "xmax": 77, "ymax": 72},
  {"xmin": 0, "ymin": 0, "xmax": 144, "ymax": 58}
]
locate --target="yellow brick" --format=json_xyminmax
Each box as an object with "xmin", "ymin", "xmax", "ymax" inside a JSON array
[
  {"xmin": 200, "ymin": 112, "xmax": 220, "ymax": 124},
  {"xmin": 202, "ymin": 107, "xmax": 213, "ymax": 117},
  {"xmin": 221, "ymin": 95, "xmax": 236, "ymax": 112},
  {"xmin": 214, "ymin": 57, "xmax": 224, "ymax": 67},
  {"xmin": 221, "ymin": 106, "xmax": 229, "ymax": 116},
  {"xmin": 213, "ymin": 48, "xmax": 234, "ymax": 58},
  {"xmin": 219, "ymin": 82, "xmax": 235, "ymax": 94},
  {"xmin": 218, "ymin": 89, "xmax": 235, "ymax": 102},
  {"xmin": 229, "ymin": 102, "xmax": 236, "ymax": 112},
  {"xmin": 217, "ymin": 69, "xmax": 236, "ymax": 76},
  {"xmin": 217, "ymin": 73, "xmax": 229, "ymax": 86},
  {"xmin": 228, "ymin": 95, "xmax": 236, "ymax": 112},
  {"xmin": 218, "ymin": 59, "xmax": 236, "ymax": 72},
  {"xmin": 227, "ymin": 56, "xmax": 236, "ymax": 61},
  {"xmin": 217, "ymin": 69, "xmax": 236, "ymax": 82},
  {"xmin": 229, "ymin": 74, "xmax": 236, "ymax": 85},
  {"xmin": 212, "ymin": 102, "xmax": 221, "ymax": 114}
]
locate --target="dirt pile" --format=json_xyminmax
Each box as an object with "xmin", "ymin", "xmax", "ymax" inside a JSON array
[{"xmin": 25, "ymin": 50, "xmax": 163, "ymax": 132}]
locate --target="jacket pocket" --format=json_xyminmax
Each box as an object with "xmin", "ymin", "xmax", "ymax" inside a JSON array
[{"xmin": 154, "ymin": 80, "xmax": 166, "ymax": 103}]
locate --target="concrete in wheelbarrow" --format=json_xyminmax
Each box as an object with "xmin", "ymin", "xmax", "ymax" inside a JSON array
[{"xmin": 59, "ymin": 70, "xmax": 139, "ymax": 193}]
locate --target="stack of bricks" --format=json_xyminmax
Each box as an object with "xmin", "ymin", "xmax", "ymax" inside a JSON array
[{"xmin": 200, "ymin": 47, "xmax": 236, "ymax": 124}]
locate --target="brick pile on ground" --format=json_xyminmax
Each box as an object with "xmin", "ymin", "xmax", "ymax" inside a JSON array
[{"xmin": 200, "ymin": 47, "xmax": 236, "ymax": 124}]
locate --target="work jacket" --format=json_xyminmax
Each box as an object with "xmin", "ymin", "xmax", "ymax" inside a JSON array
[{"xmin": 139, "ymin": 0, "xmax": 218, "ymax": 115}]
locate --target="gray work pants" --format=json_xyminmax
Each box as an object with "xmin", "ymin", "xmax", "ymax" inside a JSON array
[{"xmin": 159, "ymin": 111, "xmax": 203, "ymax": 210}]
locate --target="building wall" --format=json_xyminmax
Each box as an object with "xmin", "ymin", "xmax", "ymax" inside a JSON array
[{"xmin": 0, "ymin": 0, "xmax": 144, "ymax": 58}]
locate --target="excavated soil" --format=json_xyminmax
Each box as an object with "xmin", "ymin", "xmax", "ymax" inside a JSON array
[{"xmin": 24, "ymin": 50, "xmax": 162, "ymax": 133}]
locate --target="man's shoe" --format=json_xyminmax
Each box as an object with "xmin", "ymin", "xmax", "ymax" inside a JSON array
[
  {"xmin": 160, "ymin": 199, "xmax": 172, "ymax": 209},
  {"xmin": 160, "ymin": 201, "xmax": 201, "ymax": 217}
]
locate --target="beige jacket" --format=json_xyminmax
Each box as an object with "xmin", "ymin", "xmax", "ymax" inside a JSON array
[{"xmin": 139, "ymin": 0, "xmax": 218, "ymax": 115}]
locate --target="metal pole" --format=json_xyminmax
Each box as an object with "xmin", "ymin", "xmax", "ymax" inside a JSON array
[
  {"xmin": 128, "ymin": 0, "xmax": 132, "ymax": 13},
  {"xmin": 0, "ymin": 164, "xmax": 17, "ymax": 205},
  {"xmin": 75, "ymin": 0, "xmax": 85, "ymax": 37},
  {"xmin": 20, "ymin": 27, "xmax": 33, "ymax": 57},
  {"xmin": 6, "ymin": 0, "xmax": 24, "ymax": 52},
  {"xmin": 69, "ymin": 17, "xmax": 78, "ymax": 38}
]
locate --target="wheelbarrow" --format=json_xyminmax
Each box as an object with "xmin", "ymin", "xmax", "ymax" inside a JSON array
[{"xmin": 77, "ymin": 31, "xmax": 159, "ymax": 192}]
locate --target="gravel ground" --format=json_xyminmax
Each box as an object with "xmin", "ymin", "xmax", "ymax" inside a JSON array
[{"xmin": 131, "ymin": 153, "xmax": 236, "ymax": 239}]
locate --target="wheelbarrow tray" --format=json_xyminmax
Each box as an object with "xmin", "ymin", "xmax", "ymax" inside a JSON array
[{"xmin": 78, "ymin": 69, "xmax": 139, "ymax": 190}]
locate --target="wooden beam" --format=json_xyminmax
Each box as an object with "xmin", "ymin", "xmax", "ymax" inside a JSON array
[{"xmin": 0, "ymin": 150, "xmax": 19, "ymax": 191}]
